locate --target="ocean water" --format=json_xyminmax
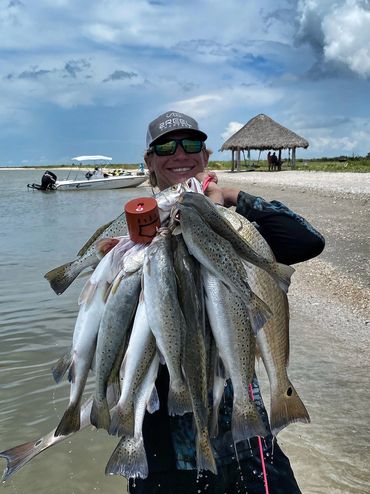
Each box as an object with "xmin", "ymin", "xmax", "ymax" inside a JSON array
[{"xmin": 0, "ymin": 169, "xmax": 151, "ymax": 493}]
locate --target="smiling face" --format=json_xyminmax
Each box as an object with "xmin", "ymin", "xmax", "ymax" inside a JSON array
[{"xmin": 145, "ymin": 130, "xmax": 209, "ymax": 190}]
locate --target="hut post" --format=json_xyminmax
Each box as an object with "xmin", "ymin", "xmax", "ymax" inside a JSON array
[
  {"xmin": 291, "ymin": 147, "xmax": 296, "ymax": 169},
  {"xmin": 236, "ymin": 147, "xmax": 241, "ymax": 172},
  {"xmin": 231, "ymin": 149, "xmax": 235, "ymax": 172},
  {"xmin": 247, "ymin": 149, "xmax": 251, "ymax": 167}
]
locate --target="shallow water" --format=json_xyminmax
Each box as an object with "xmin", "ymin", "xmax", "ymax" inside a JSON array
[
  {"xmin": 0, "ymin": 169, "xmax": 149, "ymax": 493},
  {"xmin": 1, "ymin": 169, "xmax": 369, "ymax": 494}
]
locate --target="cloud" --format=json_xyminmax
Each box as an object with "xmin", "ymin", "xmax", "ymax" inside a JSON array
[
  {"xmin": 64, "ymin": 59, "xmax": 91, "ymax": 78},
  {"xmin": 221, "ymin": 121, "xmax": 244, "ymax": 141},
  {"xmin": 103, "ymin": 70, "xmax": 138, "ymax": 82},
  {"xmin": 323, "ymin": 1, "xmax": 370, "ymax": 78},
  {"xmin": 295, "ymin": 0, "xmax": 370, "ymax": 78}
]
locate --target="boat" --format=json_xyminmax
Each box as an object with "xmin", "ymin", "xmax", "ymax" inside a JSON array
[{"xmin": 27, "ymin": 156, "xmax": 148, "ymax": 191}]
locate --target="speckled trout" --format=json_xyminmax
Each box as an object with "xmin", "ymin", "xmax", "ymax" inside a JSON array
[
  {"xmin": 172, "ymin": 234, "xmax": 217, "ymax": 474},
  {"xmin": 105, "ymin": 354, "xmax": 160, "ymax": 479},
  {"xmin": 203, "ymin": 268, "xmax": 267, "ymax": 442},
  {"xmin": 108, "ymin": 294, "xmax": 157, "ymax": 437},
  {"xmin": 178, "ymin": 192, "xmax": 294, "ymax": 293},
  {"xmin": 142, "ymin": 229, "xmax": 192, "ymax": 416},
  {"xmin": 44, "ymin": 180, "xmax": 202, "ymax": 295},
  {"xmin": 217, "ymin": 206, "xmax": 310, "ymax": 435},
  {"xmin": 90, "ymin": 267, "xmax": 142, "ymax": 431},
  {"xmin": 175, "ymin": 203, "xmax": 271, "ymax": 334}
]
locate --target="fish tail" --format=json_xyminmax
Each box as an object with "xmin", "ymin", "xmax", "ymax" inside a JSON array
[
  {"xmin": 270, "ymin": 383, "xmax": 310, "ymax": 436},
  {"xmin": 90, "ymin": 397, "xmax": 111, "ymax": 431},
  {"xmin": 196, "ymin": 429, "xmax": 217, "ymax": 474},
  {"xmin": 167, "ymin": 382, "xmax": 193, "ymax": 416},
  {"xmin": 273, "ymin": 262, "xmax": 295, "ymax": 293},
  {"xmin": 0, "ymin": 438, "xmax": 47, "ymax": 481},
  {"xmin": 54, "ymin": 402, "xmax": 81, "ymax": 436},
  {"xmin": 44, "ymin": 259, "xmax": 85, "ymax": 295},
  {"xmin": 232, "ymin": 401, "xmax": 267, "ymax": 443},
  {"xmin": 105, "ymin": 436, "xmax": 148, "ymax": 479},
  {"xmin": 248, "ymin": 294, "xmax": 272, "ymax": 334},
  {"xmin": 109, "ymin": 404, "xmax": 134, "ymax": 436},
  {"xmin": 146, "ymin": 385, "xmax": 160, "ymax": 414},
  {"xmin": 51, "ymin": 351, "xmax": 72, "ymax": 383}
]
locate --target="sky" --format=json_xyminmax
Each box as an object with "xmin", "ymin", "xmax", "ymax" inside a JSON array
[{"xmin": 1, "ymin": 0, "xmax": 370, "ymax": 166}]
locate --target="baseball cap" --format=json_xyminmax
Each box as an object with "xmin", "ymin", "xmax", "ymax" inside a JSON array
[{"xmin": 146, "ymin": 111, "xmax": 207, "ymax": 148}]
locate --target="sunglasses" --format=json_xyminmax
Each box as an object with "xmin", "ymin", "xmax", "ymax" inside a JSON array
[{"xmin": 151, "ymin": 138, "xmax": 204, "ymax": 156}]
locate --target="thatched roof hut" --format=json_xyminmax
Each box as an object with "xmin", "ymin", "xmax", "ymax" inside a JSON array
[{"xmin": 220, "ymin": 113, "xmax": 309, "ymax": 171}]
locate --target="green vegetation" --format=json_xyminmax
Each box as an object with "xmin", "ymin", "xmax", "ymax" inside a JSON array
[{"xmin": 208, "ymin": 157, "xmax": 370, "ymax": 173}]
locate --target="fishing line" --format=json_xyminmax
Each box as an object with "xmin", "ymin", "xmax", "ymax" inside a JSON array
[{"xmin": 248, "ymin": 383, "xmax": 269, "ymax": 494}]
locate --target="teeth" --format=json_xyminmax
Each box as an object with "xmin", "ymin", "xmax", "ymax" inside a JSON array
[{"xmin": 172, "ymin": 167, "xmax": 191, "ymax": 172}]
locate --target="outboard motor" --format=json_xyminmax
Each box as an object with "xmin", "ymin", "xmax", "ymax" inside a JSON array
[{"xmin": 41, "ymin": 171, "xmax": 57, "ymax": 190}]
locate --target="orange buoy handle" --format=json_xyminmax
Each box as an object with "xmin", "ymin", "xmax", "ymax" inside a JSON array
[{"xmin": 124, "ymin": 197, "xmax": 161, "ymax": 244}]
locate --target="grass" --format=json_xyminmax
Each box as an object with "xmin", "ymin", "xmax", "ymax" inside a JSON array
[{"xmin": 208, "ymin": 158, "xmax": 370, "ymax": 173}]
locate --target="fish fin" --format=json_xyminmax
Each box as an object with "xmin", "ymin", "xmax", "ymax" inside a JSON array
[
  {"xmin": 105, "ymin": 435, "xmax": 148, "ymax": 479},
  {"xmin": 78, "ymin": 280, "xmax": 97, "ymax": 306},
  {"xmin": 51, "ymin": 351, "xmax": 72, "ymax": 383},
  {"xmin": 44, "ymin": 259, "xmax": 86, "ymax": 295},
  {"xmin": 76, "ymin": 220, "xmax": 115, "ymax": 257},
  {"xmin": 67, "ymin": 360, "xmax": 75, "ymax": 383},
  {"xmin": 270, "ymin": 383, "xmax": 310, "ymax": 436},
  {"xmin": 146, "ymin": 385, "xmax": 160, "ymax": 414},
  {"xmin": 95, "ymin": 237, "xmax": 120, "ymax": 258},
  {"xmin": 172, "ymin": 225, "xmax": 182, "ymax": 236},
  {"xmin": 0, "ymin": 439, "xmax": 47, "ymax": 482},
  {"xmin": 196, "ymin": 429, "xmax": 217, "ymax": 475},
  {"xmin": 274, "ymin": 263, "xmax": 295, "ymax": 294},
  {"xmin": 54, "ymin": 402, "xmax": 81, "ymax": 436},
  {"xmin": 167, "ymin": 382, "xmax": 193, "ymax": 416},
  {"xmin": 90, "ymin": 397, "xmax": 111, "ymax": 431},
  {"xmin": 232, "ymin": 401, "xmax": 267, "ymax": 443},
  {"xmin": 248, "ymin": 294, "xmax": 272, "ymax": 334},
  {"xmin": 109, "ymin": 404, "xmax": 134, "ymax": 437}
]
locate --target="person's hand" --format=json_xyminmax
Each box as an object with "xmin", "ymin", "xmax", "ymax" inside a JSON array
[{"xmin": 195, "ymin": 171, "xmax": 223, "ymax": 205}]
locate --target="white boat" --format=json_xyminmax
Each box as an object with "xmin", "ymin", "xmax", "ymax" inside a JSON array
[
  {"xmin": 55, "ymin": 155, "xmax": 148, "ymax": 190},
  {"xmin": 28, "ymin": 155, "xmax": 148, "ymax": 191}
]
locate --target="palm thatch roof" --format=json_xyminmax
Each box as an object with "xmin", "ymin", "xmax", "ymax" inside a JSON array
[{"xmin": 221, "ymin": 113, "xmax": 309, "ymax": 151}]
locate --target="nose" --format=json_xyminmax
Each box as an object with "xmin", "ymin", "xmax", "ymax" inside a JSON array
[{"xmin": 174, "ymin": 143, "xmax": 187, "ymax": 158}]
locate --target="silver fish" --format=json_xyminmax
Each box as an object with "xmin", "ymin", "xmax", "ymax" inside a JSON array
[
  {"xmin": 90, "ymin": 268, "xmax": 142, "ymax": 431},
  {"xmin": 54, "ymin": 247, "xmax": 118, "ymax": 436},
  {"xmin": 202, "ymin": 268, "xmax": 268, "ymax": 442},
  {"xmin": 217, "ymin": 206, "xmax": 310, "ymax": 435},
  {"xmin": 172, "ymin": 235, "xmax": 217, "ymax": 474},
  {"xmin": 0, "ymin": 385, "xmax": 119, "ymax": 482},
  {"xmin": 179, "ymin": 192, "xmax": 294, "ymax": 293},
  {"xmin": 175, "ymin": 203, "xmax": 271, "ymax": 334},
  {"xmin": 44, "ymin": 181, "xmax": 200, "ymax": 295},
  {"xmin": 109, "ymin": 294, "xmax": 157, "ymax": 437},
  {"xmin": 105, "ymin": 354, "xmax": 160, "ymax": 479},
  {"xmin": 143, "ymin": 230, "xmax": 192, "ymax": 416}
]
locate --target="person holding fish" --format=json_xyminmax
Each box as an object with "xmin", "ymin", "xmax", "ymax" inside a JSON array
[
  {"xmin": 0, "ymin": 110, "xmax": 325, "ymax": 492},
  {"xmin": 126, "ymin": 111, "xmax": 325, "ymax": 494}
]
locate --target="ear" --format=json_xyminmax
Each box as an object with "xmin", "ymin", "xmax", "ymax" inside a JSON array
[{"xmin": 144, "ymin": 153, "xmax": 153, "ymax": 172}]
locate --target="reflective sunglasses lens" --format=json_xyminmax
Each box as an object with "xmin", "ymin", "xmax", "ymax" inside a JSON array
[
  {"xmin": 182, "ymin": 139, "xmax": 203, "ymax": 153},
  {"xmin": 154, "ymin": 141, "xmax": 177, "ymax": 156}
]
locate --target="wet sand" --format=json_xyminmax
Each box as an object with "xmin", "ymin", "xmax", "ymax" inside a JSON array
[{"xmin": 217, "ymin": 170, "xmax": 370, "ymax": 493}]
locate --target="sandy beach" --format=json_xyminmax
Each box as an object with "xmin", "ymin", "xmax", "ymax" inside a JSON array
[{"xmin": 216, "ymin": 169, "xmax": 370, "ymax": 492}]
